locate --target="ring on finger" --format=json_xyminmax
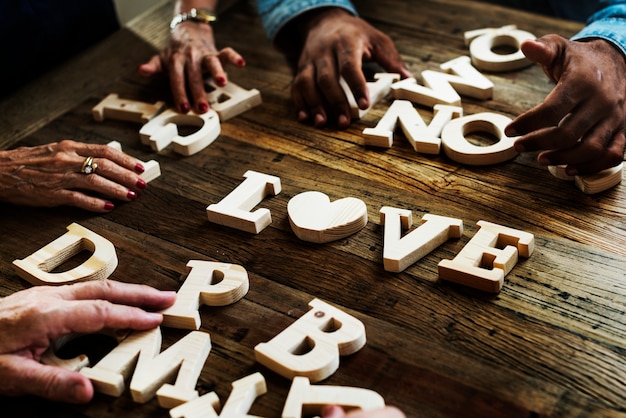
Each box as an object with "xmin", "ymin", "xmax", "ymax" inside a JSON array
[{"xmin": 81, "ymin": 156, "xmax": 98, "ymax": 174}]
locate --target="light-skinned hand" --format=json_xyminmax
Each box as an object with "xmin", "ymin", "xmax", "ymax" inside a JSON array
[{"xmin": 0, "ymin": 280, "xmax": 176, "ymax": 403}]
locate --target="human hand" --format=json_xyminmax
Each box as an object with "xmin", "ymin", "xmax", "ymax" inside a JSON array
[
  {"xmin": 0, "ymin": 140, "xmax": 148, "ymax": 212},
  {"xmin": 0, "ymin": 280, "xmax": 176, "ymax": 403},
  {"xmin": 138, "ymin": 21, "xmax": 245, "ymax": 114},
  {"xmin": 288, "ymin": 8, "xmax": 411, "ymax": 129},
  {"xmin": 321, "ymin": 405, "xmax": 406, "ymax": 418},
  {"xmin": 506, "ymin": 35, "xmax": 626, "ymax": 175}
]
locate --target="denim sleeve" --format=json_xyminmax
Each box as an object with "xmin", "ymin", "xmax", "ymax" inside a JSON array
[
  {"xmin": 255, "ymin": 0, "xmax": 358, "ymax": 41},
  {"xmin": 571, "ymin": 1, "xmax": 626, "ymax": 57}
]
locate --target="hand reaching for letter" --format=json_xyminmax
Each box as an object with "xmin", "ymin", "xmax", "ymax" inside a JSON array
[
  {"xmin": 0, "ymin": 280, "xmax": 176, "ymax": 403},
  {"xmin": 322, "ymin": 405, "xmax": 407, "ymax": 418},
  {"xmin": 138, "ymin": 21, "xmax": 245, "ymax": 114},
  {"xmin": 0, "ymin": 140, "xmax": 148, "ymax": 212},
  {"xmin": 285, "ymin": 8, "xmax": 411, "ymax": 129},
  {"xmin": 507, "ymin": 35, "xmax": 626, "ymax": 175}
]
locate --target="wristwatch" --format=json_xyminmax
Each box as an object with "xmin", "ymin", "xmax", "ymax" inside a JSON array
[{"xmin": 170, "ymin": 8, "xmax": 217, "ymax": 31}]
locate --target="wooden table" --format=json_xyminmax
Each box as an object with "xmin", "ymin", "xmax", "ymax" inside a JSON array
[{"xmin": 1, "ymin": 0, "xmax": 625, "ymax": 416}]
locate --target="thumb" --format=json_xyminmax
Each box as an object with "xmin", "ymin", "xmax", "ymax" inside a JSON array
[
  {"xmin": 520, "ymin": 35, "xmax": 566, "ymax": 82},
  {"xmin": 137, "ymin": 54, "xmax": 163, "ymax": 77},
  {"xmin": 0, "ymin": 355, "xmax": 94, "ymax": 403}
]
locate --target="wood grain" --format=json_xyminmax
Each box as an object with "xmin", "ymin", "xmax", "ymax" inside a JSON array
[{"xmin": 0, "ymin": 1, "xmax": 624, "ymax": 417}]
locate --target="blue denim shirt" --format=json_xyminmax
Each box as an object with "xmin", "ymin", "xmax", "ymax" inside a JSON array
[{"xmin": 255, "ymin": 0, "xmax": 626, "ymax": 57}]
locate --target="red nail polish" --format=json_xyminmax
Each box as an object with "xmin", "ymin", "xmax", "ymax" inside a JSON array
[
  {"xmin": 216, "ymin": 76, "xmax": 226, "ymax": 86},
  {"xmin": 104, "ymin": 202, "xmax": 115, "ymax": 211},
  {"xmin": 127, "ymin": 190, "xmax": 137, "ymax": 200},
  {"xmin": 237, "ymin": 58, "xmax": 245, "ymax": 67},
  {"xmin": 136, "ymin": 178, "xmax": 147, "ymax": 190},
  {"xmin": 198, "ymin": 102, "xmax": 209, "ymax": 113},
  {"xmin": 180, "ymin": 102, "xmax": 190, "ymax": 113},
  {"xmin": 135, "ymin": 163, "xmax": 145, "ymax": 174}
]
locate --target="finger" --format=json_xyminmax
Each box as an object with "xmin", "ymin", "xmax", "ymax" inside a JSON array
[
  {"xmin": 0, "ymin": 355, "xmax": 94, "ymax": 403},
  {"xmin": 506, "ymin": 82, "xmax": 578, "ymax": 139},
  {"xmin": 539, "ymin": 126, "xmax": 625, "ymax": 175},
  {"xmin": 371, "ymin": 37, "xmax": 412, "ymax": 79},
  {"xmin": 203, "ymin": 54, "xmax": 228, "ymax": 87},
  {"xmin": 293, "ymin": 64, "xmax": 327, "ymax": 127},
  {"xmin": 321, "ymin": 405, "xmax": 346, "ymax": 418},
  {"xmin": 218, "ymin": 47, "xmax": 246, "ymax": 69},
  {"xmin": 68, "ymin": 141, "xmax": 145, "ymax": 174},
  {"xmin": 61, "ymin": 280, "xmax": 177, "ymax": 311},
  {"xmin": 168, "ymin": 54, "xmax": 192, "ymax": 113},
  {"xmin": 315, "ymin": 55, "xmax": 351, "ymax": 129},
  {"xmin": 338, "ymin": 40, "xmax": 369, "ymax": 111},
  {"xmin": 83, "ymin": 157, "xmax": 147, "ymax": 194},
  {"xmin": 137, "ymin": 55, "xmax": 164, "ymax": 77},
  {"xmin": 186, "ymin": 56, "xmax": 210, "ymax": 114}
]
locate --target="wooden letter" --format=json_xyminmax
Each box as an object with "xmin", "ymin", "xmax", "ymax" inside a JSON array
[
  {"xmin": 254, "ymin": 299, "xmax": 366, "ymax": 382},
  {"xmin": 440, "ymin": 112, "xmax": 518, "ymax": 165},
  {"xmin": 287, "ymin": 191, "xmax": 368, "ymax": 243},
  {"xmin": 12, "ymin": 223, "xmax": 117, "ymax": 286},
  {"xmin": 169, "ymin": 392, "xmax": 221, "ymax": 418},
  {"xmin": 205, "ymin": 79, "xmax": 262, "ymax": 121},
  {"xmin": 207, "ymin": 170, "xmax": 282, "ymax": 234},
  {"xmin": 162, "ymin": 260, "xmax": 249, "ymax": 330},
  {"xmin": 465, "ymin": 25, "xmax": 535, "ymax": 72},
  {"xmin": 81, "ymin": 327, "xmax": 211, "ymax": 408},
  {"xmin": 341, "ymin": 73, "xmax": 401, "ymax": 119},
  {"xmin": 380, "ymin": 208, "xmax": 463, "ymax": 273},
  {"xmin": 92, "ymin": 93, "xmax": 166, "ymax": 124},
  {"xmin": 391, "ymin": 56, "xmax": 493, "ymax": 108},
  {"xmin": 363, "ymin": 101, "xmax": 462, "ymax": 153},
  {"xmin": 107, "ymin": 141, "xmax": 161, "ymax": 183},
  {"xmin": 169, "ymin": 373, "xmax": 266, "ymax": 418},
  {"xmin": 438, "ymin": 220, "xmax": 535, "ymax": 293},
  {"xmin": 282, "ymin": 376, "xmax": 385, "ymax": 418},
  {"xmin": 139, "ymin": 108, "xmax": 220, "ymax": 156},
  {"xmin": 549, "ymin": 163, "xmax": 623, "ymax": 194}
]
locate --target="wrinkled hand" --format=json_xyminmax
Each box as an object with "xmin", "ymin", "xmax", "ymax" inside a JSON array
[
  {"xmin": 0, "ymin": 280, "xmax": 176, "ymax": 403},
  {"xmin": 0, "ymin": 140, "xmax": 148, "ymax": 212},
  {"xmin": 507, "ymin": 35, "xmax": 626, "ymax": 175},
  {"xmin": 290, "ymin": 8, "xmax": 411, "ymax": 129},
  {"xmin": 322, "ymin": 405, "xmax": 406, "ymax": 418},
  {"xmin": 138, "ymin": 21, "xmax": 245, "ymax": 114}
]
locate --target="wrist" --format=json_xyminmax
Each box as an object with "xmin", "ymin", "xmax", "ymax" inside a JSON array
[{"xmin": 170, "ymin": 7, "xmax": 217, "ymax": 31}]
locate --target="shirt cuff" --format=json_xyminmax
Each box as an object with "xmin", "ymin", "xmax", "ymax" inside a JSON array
[{"xmin": 257, "ymin": 0, "xmax": 357, "ymax": 41}]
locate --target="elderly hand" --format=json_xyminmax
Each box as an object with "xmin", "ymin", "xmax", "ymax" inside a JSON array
[
  {"xmin": 0, "ymin": 140, "xmax": 148, "ymax": 212},
  {"xmin": 138, "ymin": 21, "xmax": 245, "ymax": 114},
  {"xmin": 321, "ymin": 405, "xmax": 406, "ymax": 418},
  {"xmin": 287, "ymin": 8, "xmax": 411, "ymax": 129},
  {"xmin": 507, "ymin": 35, "xmax": 626, "ymax": 175},
  {"xmin": 0, "ymin": 280, "xmax": 176, "ymax": 403}
]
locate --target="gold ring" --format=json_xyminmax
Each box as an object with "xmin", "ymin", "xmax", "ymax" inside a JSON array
[{"xmin": 81, "ymin": 156, "xmax": 98, "ymax": 174}]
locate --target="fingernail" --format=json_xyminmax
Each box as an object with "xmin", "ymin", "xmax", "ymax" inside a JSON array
[
  {"xmin": 136, "ymin": 178, "xmax": 147, "ymax": 190},
  {"xmin": 104, "ymin": 202, "xmax": 115, "ymax": 211},
  {"xmin": 215, "ymin": 76, "xmax": 226, "ymax": 86},
  {"xmin": 135, "ymin": 163, "xmax": 145, "ymax": 174},
  {"xmin": 358, "ymin": 97, "xmax": 369, "ymax": 109},
  {"xmin": 127, "ymin": 190, "xmax": 137, "ymax": 200},
  {"xmin": 198, "ymin": 102, "xmax": 209, "ymax": 113},
  {"xmin": 297, "ymin": 110, "xmax": 309, "ymax": 121},
  {"xmin": 514, "ymin": 142, "xmax": 525, "ymax": 153},
  {"xmin": 314, "ymin": 113, "xmax": 325, "ymax": 127},
  {"xmin": 538, "ymin": 155, "xmax": 551, "ymax": 165},
  {"xmin": 338, "ymin": 114, "xmax": 349, "ymax": 128},
  {"xmin": 505, "ymin": 126, "xmax": 517, "ymax": 137},
  {"xmin": 180, "ymin": 102, "xmax": 190, "ymax": 113},
  {"xmin": 237, "ymin": 58, "xmax": 246, "ymax": 67},
  {"xmin": 566, "ymin": 167, "xmax": 579, "ymax": 176}
]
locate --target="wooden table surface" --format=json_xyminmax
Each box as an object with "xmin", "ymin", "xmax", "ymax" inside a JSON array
[{"xmin": 1, "ymin": 0, "xmax": 625, "ymax": 417}]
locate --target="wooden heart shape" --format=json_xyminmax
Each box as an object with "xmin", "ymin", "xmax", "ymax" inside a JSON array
[{"xmin": 287, "ymin": 191, "xmax": 368, "ymax": 243}]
